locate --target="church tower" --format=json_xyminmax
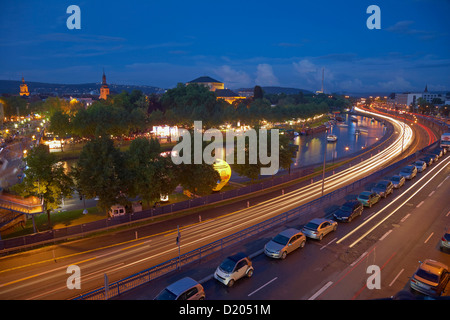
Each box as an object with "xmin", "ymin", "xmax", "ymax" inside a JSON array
[
  {"xmin": 19, "ymin": 77, "xmax": 30, "ymax": 96},
  {"xmin": 99, "ymin": 70, "xmax": 110, "ymax": 100}
]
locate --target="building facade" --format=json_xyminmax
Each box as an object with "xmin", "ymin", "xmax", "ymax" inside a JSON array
[
  {"xmin": 186, "ymin": 76, "xmax": 224, "ymax": 92},
  {"xmin": 99, "ymin": 71, "xmax": 110, "ymax": 100},
  {"xmin": 19, "ymin": 77, "xmax": 30, "ymax": 96}
]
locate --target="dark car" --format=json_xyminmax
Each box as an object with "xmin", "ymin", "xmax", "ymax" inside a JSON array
[
  {"xmin": 333, "ymin": 200, "xmax": 364, "ymax": 222},
  {"xmin": 430, "ymin": 148, "xmax": 443, "ymax": 158},
  {"xmin": 425, "ymin": 153, "xmax": 439, "ymax": 162},
  {"xmin": 371, "ymin": 180, "xmax": 394, "ymax": 198},
  {"xmin": 420, "ymin": 156, "xmax": 433, "ymax": 166}
]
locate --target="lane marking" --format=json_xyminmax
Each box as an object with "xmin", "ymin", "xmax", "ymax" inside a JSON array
[
  {"xmin": 320, "ymin": 237, "xmax": 337, "ymax": 250},
  {"xmin": 308, "ymin": 281, "xmax": 333, "ymax": 300},
  {"xmin": 400, "ymin": 214, "xmax": 411, "ymax": 223},
  {"xmin": 416, "ymin": 201, "xmax": 424, "ymax": 208},
  {"xmin": 248, "ymin": 277, "xmax": 278, "ymax": 297},
  {"xmin": 379, "ymin": 230, "xmax": 393, "ymax": 241},
  {"xmin": 424, "ymin": 232, "xmax": 434, "ymax": 244},
  {"xmin": 389, "ymin": 269, "xmax": 404, "ymax": 287},
  {"xmin": 428, "ymin": 190, "xmax": 435, "ymax": 197}
]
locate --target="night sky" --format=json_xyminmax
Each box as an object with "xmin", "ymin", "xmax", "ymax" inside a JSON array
[{"xmin": 1, "ymin": 0, "xmax": 449, "ymax": 93}]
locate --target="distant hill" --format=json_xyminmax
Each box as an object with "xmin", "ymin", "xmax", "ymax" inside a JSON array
[
  {"xmin": 0, "ymin": 80, "xmax": 166, "ymax": 96},
  {"xmin": 237, "ymin": 86, "xmax": 314, "ymax": 95}
]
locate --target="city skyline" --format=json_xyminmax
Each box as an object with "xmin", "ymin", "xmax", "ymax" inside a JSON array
[{"xmin": 0, "ymin": 0, "xmax": 449, "ymax": 93}]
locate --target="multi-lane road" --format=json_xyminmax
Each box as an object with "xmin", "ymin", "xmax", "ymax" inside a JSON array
[
  {"xmin": 120, "ymin": 149, "xmax": 450, "ymax": 301},
  {"xmin": 0, "ymin": 109, "xmax": 446, "ymax": 300}
]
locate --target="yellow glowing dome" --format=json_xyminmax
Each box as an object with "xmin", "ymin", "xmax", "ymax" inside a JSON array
[{"xmin": 212, "ymin": 159, "xmax": 231, "ymax": 191}]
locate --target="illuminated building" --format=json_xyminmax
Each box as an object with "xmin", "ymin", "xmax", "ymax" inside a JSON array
[
  {"xmin": 187, "ymin": 76, "xmax": 224, "ymax": 92},
  {"xmin": 19, "ymin": 77, "xmax": 30, "ymax": 96},
  {"xmin": 99, "ymin": 70, "xmax": 110, "ymax": 100},
  {"xmin": 215, "ymin": 88, "xmax": 246, "ymax": 104}
]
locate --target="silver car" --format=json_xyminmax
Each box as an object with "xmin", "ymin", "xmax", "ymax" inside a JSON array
[
  {"xmin": 390, "ymin": 175, "xmax": 405, "ymax": 189},
  {"xmin": 440, "ymin": 227, "xmax": 450, "ymax": 252},
  {"xmin": 264, "ymin": 228, "xmax": 306, "ymax": 259},
  {"xmin": 399, "ymin": 165, "xmax": 417, "ymax": 180},
  {"xmin": 154, "ymin": 277, "xmax": 205, "ymax": 300},
  {"xmin": 412, "ymin": 160, "xmax": 427, "ymax": 172},
  {"xmin": 302, "ymin": 218, "xmax": 337, "ymax": 240}
]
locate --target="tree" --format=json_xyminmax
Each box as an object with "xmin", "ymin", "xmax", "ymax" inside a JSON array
[
  {"xmin": 73, "ymin": 137, "xmax": 128, "ymax": 215},
  {"xmin": 13, "ymin": 145, "xmax": 73, "ymax": 229},
  {"xmin": 49, "ymin": 110, "xmax": 71, "ymax": 151},
  {"xmin": 125, "ymin": 137, "xmax": 178, "ymax": 205},
  {"xmin": 254, "ymin": 85, "xmax": 264, "ymax": 100}
]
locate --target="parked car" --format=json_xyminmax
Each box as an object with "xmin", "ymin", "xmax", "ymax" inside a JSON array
[
  {"xmin": 214, "ymin": 252, "xmax": 253, "ymax": 287},
  {"xmin": 371, "ymin": 180, "xmax": 394, "ymax": 198},
  {"xmin": 264, "ymin": 228, "xmax": 306, "ymax": 259},
  {"xmin": 440, "ymin": 227, "xmax": 450, "ymax": 252},
  {"xmin": 390, "ymin": 175, "xmax": 405, "ymax": 189},
  {"xmin": 333, "ymin": 200, "xmax": 364, "ymax": 222},
  {"xmin": 425, "ymin": 153, "xmax": 439, "ymax": 162},
  {"xmin": 420, "ymin": 156, "xmax": 434, "ymax": 166},
  {"xmin": 430, "ymin": 148, "xmax": 443, "ymax": 158},
  {"xmin": 154, "ymin": 277, "xmax": 205, "ymax": 300},
  {"xmin": 412, "ymin": 160, "xmax": 427, "ymax": 172},
  {"xmin": 357, "ymin": 191, "xmax": 381, "ymax": 207},
  {"xmin": 302, "ymin": 218, "xmax": 337, "ymax": 240},
  {"xmin": 399, "ymin": 165, "xmax": 417, "ymax": 180},
  {"xmin": 410, "ymin": 259, "xmax": 449, "ymax": 297}
]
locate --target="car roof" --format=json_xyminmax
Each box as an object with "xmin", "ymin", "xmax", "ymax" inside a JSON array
[
  {"xmin": 343, "ymin": 200, "xmax": 359, "ymax": 206},
  {"xmin": 309, "ymin": 218, "xmax": 328, "ymax": 224},
  {"xmin": 227, "ymin": 252, "xmax": 248, "ymax": 262},
  {"xmin": 166, "ymin": 277, "xmax": 199, "ymax": 295},
  {"xmin": 420, "ymin": 259, "xmax": 449, "ymax": 275},
  {"xmin": 278, "ymin": 228, "xmax": 302, "ymax": 238},
  {"xmin": 376, "ymin": 180, "xmax": 390, "ymax": 184},
  {"xmin": 359, "ymin": 191, "xmax": 373, "ymax": 195}
]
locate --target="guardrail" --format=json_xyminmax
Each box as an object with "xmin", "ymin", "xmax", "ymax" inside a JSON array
[{"xmin": 74, "ymin": 138, "xmax": 442, "ymax": 300}]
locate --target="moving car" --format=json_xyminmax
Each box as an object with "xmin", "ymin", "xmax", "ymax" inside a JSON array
[
  {"xmin": 357, "ymin": 191, "xmax": 381, "ymax": 207},
  {"xmin": 264, "ymin": 228, "xmax": 306, "ymax": 259},
  {"xmin": 214, "ymin": 252, "xmax": 253, "ymax": 287},
  {"xmin": 333, "ymin": 200, "xmax": 363, "ymax": 222},
  {"xmin": 410, "ymin": 259, "xmax": 449, "ymax": 297},
  {"xmin": 154, "ymin": 277, "xmax": 205, "ymax": 300},
  {"xmin": 399, "ymin": 165, "xmax": 417, "ymax": 180},
  {"xmin": 425, "ymin": 153, "xmax": 439, "ymax": 162},
  {"xmin": 302, "ymin": 218, "xmax": 337, "ymax": 240},
  {"xmin": 390, "ymin": 175, "xmax": 405, "ymax": 189},
  {"xmin": 371, "ymin": 180, "xmax": 394, "ymax": 198},
  {"xmin": 412, "ymin": 160, "xmax": 427, "ymax": 173},
  {"xmin": 440, "ymin": 227, "xmax": 450, "ymax": 252}
]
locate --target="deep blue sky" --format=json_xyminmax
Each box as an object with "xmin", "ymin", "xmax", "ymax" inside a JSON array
[{"xmin": 1, "ymin": 0, "xmax": 449, "ymax": 93}]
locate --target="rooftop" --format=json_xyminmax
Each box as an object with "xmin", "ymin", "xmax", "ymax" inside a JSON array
[{"xmin": 188, "ymin": 76, "xmax": 222, "ymax": 84}]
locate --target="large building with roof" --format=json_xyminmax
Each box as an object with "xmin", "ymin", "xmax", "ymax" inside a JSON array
[{"xmin": 187, "ymin": 76, "xmax": 248, "ymax": 104}]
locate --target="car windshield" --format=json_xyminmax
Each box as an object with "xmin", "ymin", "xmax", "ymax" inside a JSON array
[
  {"xmin": 272, "ymin": 234, "xmax": 290, "ymax": 245},
  {"xmin": 304, "ymin": 222, "xmax": 319, "ymax": 230},
  {"xmin": 416, "ymin": 269, "xmax": 439, "ymax": 283},
  {"xmin": 155, "ymin": 288, "xmax": 177, "ymax": 300},
  {"xmin": 444, "ymin": 233, "xmax": 450, "ymax": 241},
  {"xmin": 359, "ymin": 194, "xmax": 369, "ymax": 200},
  {"xmin": 375, "ymin": 183, "xmax": 386, "ymax": 189},
  {"xmin": 392, "ymin": 177, "xmax": 400, "ymax": 182},
  {"xmin": 219, "ymin": 258, "xmax": 236, "ymax": 273},
  {"xmin": 401, "ymin": 168, "xmax": 411, "ymax": 173}
]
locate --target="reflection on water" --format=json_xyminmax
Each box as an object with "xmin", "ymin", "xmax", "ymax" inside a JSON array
[{"xmin": 292, "ymin": 114, "xmax": 386, "ymax": 168}]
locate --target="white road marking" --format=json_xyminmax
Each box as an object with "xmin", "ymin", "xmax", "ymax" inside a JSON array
[
  {"xmin": 389, "ymin": 269, "xmax": 404, "ymax": 287},
  {"xmin": 248, "ymin": 277, "xmax": 278, "ymax": 297},
  {"xmin": 308, "ymin": 281, "xmax": 333, "ymax": 300}
]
